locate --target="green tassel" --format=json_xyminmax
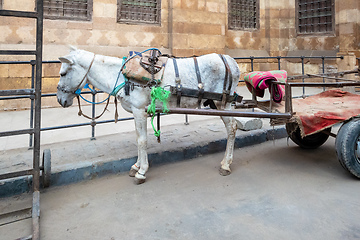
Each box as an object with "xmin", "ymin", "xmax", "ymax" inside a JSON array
[{"xmin": 147, "ymin": 87, "xmax": 170, "ymax": 138}]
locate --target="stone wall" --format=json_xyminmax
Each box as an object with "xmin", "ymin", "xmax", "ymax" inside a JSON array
[{"xmin": 0, "ymin": 0, "xmax": 359, "ymax": 110}]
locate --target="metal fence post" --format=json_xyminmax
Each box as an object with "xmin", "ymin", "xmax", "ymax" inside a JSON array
[
  {"xmin": 301, "ymin": 56, "xmax": 305, "ymax": 96},
  {"xmin": 250, "ymin": 56, "xmax": 254, "ymax": 71},
  {"xmin": 277, "ymin": 56, "xmax": 281, "ymax": 70},
  {"xmin": 91, "ymin": 85, "xmax": 96, "ymax": 140},
  {"xmin": 29, "ymin": 60, "xmax": 36, "ymax": 149}
]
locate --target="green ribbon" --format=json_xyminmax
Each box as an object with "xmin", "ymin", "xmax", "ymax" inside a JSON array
[{"xmin": 147, "ymin": 86, "xmax": 171, "ymax": 137}]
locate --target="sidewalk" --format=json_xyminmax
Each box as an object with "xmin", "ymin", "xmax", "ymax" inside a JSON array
[{"xmin": 0, "ymin": 86, "xmax": 324, "ymax": 197}]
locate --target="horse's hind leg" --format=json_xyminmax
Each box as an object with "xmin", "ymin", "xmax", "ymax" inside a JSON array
[{"xmin": 219, "ymin": 116, "xmax": 237, "ymax": 176}]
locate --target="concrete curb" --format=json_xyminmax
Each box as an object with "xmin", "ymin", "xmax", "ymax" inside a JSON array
[{"xmin": 0, "ymin": 126, "xmax": 287, "ymax": 198}]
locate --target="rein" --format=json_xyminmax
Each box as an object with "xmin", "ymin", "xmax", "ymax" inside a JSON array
[
  {"xmin": 75, "ymin": 54, "xmax": 96, "ymax": 95},
  {"xmin": 71, "ymin": 53, "xmax": 113, "ymax": 120}
]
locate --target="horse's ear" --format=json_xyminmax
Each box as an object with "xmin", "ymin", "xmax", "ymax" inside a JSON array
[
  {"xmin": 59, "ymin": 55, "xmax": 74, "ymax": 65},
  {"xmin": 69, "ymin": 45, "xmax": 77, "ymax": 52}
]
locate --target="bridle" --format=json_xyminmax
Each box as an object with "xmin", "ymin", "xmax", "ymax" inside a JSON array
[
  {"xmin": 57, "ymin": 53, "xmax": 96, "ymax": 95},
  {"xmin": 57, "ymin": 53, "xmax": 113, "ymax": 120}
]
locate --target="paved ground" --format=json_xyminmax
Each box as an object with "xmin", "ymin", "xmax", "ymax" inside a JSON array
[
  {"xmin": 0, "ymin": 86, "xmax": 327, "ymax": 195},
  {"xmin": 1, "ymin": 137, "xmax": 359, "ymax": 240}
]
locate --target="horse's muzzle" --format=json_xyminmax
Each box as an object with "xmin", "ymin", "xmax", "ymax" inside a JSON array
[{"xmin": 57, "ymin": 95, "xmax": 72, "ymax": 108}]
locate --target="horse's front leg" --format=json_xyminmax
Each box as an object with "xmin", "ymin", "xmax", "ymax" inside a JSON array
[
  {"xmin": 129, "ymin": 107, "xmax": 149, "ymax": 184},
  {"xmin": 219, "ymin": 116, "xmax": 237, "ymax": 176}
]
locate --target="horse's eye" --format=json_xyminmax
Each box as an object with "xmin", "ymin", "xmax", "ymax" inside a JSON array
[{"xmin": 60, "ymin": 72, "xmax": 67, "ymax": 77}]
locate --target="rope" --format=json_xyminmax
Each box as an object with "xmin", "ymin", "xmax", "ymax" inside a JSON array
[{"xmin": 147, "ymin": 86, "xmax": 171, "ymax": 137}]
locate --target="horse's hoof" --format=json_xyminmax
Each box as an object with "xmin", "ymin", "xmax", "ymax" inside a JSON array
[
  {"xmin": 219, "ymin": 168, "xmax": 231, "ymax": 176},
  {"xmin": 129, "ymin": 168, "xmax": 137, "ymax": 177},
  {"xmin": 134, "ymin": 178, "xmax": 146, "ymax": 185},
  {"xmin": 134, "ymin": 172, "xmax": 146, "ymax": 184}
]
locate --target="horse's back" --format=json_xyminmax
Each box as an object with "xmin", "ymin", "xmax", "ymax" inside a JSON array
[{"xmin": 161, "ymin": 53, "xmax": 240, "ymax": 94}]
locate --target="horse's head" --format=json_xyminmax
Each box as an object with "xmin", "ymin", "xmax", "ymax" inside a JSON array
[{"xmin": 57, "ymin": 48, "xmax": 93, "ymax": 107}]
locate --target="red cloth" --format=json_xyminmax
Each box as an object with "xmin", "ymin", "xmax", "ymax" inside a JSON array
[
  {"xmin": 290, "ymin": 89, "xmax": 360, "ymax": 136},
  {"xmin": 244, "ymin": 70, "xmax": 287, "ymax": 103}
]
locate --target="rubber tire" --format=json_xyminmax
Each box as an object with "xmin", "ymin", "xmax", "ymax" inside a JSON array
[
  {"xmin": 335, "ymin": 118, "xmax": 360, "ymax": 178},
  {"xmin": 42, "ymin": 149, "xmax": 51, "ymax": 188},
  {"xmin": 286, "ymin": 122, "xmax": 330, "ymax": 149}
]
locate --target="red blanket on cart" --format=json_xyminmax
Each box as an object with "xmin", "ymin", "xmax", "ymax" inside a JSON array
[
  {"xmin": 289, "ymin": 89, "xmax": 360, "ymax": 137},
  {"xmin": 244, "ymin": 70, "xmax": 287, "ymax": 103}
]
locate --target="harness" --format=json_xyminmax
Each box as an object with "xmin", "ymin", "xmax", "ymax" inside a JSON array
[{"xmin": 170, "ymin": 54, "xmax": 242, "ymax": 110}]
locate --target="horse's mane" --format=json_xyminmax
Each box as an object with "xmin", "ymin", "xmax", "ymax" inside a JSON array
[{"xmin": 70, "ymin": 48, "xmax": 123, "ymax": 65}]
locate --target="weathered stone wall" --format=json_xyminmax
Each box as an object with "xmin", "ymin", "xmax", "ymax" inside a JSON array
[
  {"xmin": 0, "ymin": 0, "xmax": 359, "ymax": 110},
  {"xmin": 171, "ymin": 0, "xmax": 227, "ymax": 56}
]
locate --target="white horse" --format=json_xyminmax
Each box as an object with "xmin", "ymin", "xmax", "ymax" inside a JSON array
[{"xmin": 57, "ymin": 48, "xmax": 241, "ymax": 184}]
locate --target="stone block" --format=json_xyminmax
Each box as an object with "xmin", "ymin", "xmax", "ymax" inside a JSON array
[
  {"xmin": 206, "ymin": 1, "xmax": 219, "ymax": 13},
  {"xmin": 0, "ymin": 65, "xmax": 9, "ymax": 78},
  {"xmin": 205, "ymin": 35, "xmax": 225, "ymax": 49},
  {"xmin": 3, "ymin": 0, "xmax": 34, "ymax": 11},
  {"xmin": 173, "ymin": 22, "xmax": 222, "ymax": 35},
  {"xmin": 181, "ymin": 0, "xmax": 197, "ymax": 9},
  {"xmin": 173, "ymin": 0, "xmax": 182, "ymax": 8},
  {"xmin": 42, "ymin": 77, "xmax": 60, "ymax": 94},
  {"xmin": 188, "ymin": 34, "xmax": 211, "ymax": 49},
  {"xmin": 280, "ymin": 8, "xmax": 290, "ymax": 18},
  {"xmin": 92, "ymin": 17, "xmax": 117, "ymax": 30},
  {"xmin": 0, "ymin": 77, "xmax": 31, "ymax": 91},
  {"xmin": 149, "ymin": 34, "xmax": 169, "ymax": 47},
  {"xmin": 44, "ymin": 19, "xmax": 68, "ymax": 29},
  {"xmin": 235, "ymin": 117, "xmax": 263, "ymax": 131},
  {"xmin": 96, "ymin": 0, "xmax": 116, "ymax": 3},
  {"xmin": 93, "ymin": 2, "xmax": 116, "ymax": 18},
  {"xmin": 279, "ymin": 28, "xmax": 289, "ymax": 39},
  {"xmin": 195, "ymin": 48, "xmax": 224, "ymax": 56},
  {"xmin": 43, "ymin": 63, "xmax": 61, "ymax": 78},
  {"xmin": 218, "ymin": 2, "xmax": 226, "ymax": 13},
  {"xmin": 269, "ymin": 8, "xmax": 281, "ymax": 18},
  {"xmin": 8, "ymin": 64, "xmax": 32, "ymax": 78},
  {"xmin": 189, "ymin": 11, "xmax": 225, "ymax": 25},
  {"xmin": 198, "ymin": 0, "xmax": 206, "ymax": 10},
  {"xmin": 172, "ymin": 33, "xmax": 189, "ymax": 49},
  {"xmin": 172, "ymin": 48, "xmax": 194, "ymax": 57},
  {"xmin": 339, "ymin": 23, "xmax": 356, "ymax": 35},
  {"xmin": 67, "ymin": 21, "xmax": 93, "ymax": 30}
]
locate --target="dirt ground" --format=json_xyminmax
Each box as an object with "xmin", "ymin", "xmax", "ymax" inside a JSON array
[{"xmin": 1, "ymin": 137, "xmax": 360, "ymax": 240}]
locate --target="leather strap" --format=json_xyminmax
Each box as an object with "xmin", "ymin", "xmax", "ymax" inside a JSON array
[
  {"xmin": 169, "ymin": 86, "xmax": 242, "ymax": 103},
  {"xmin": 218, "ymin": 54, "xmax": 233, "ymax": 109},
  {"xmin": 74, "ymin": 54, "xmax": 96, "ymax": 94},
  {"xmin": 193, "ymin": 57, "xmax": 204, "ymax": 108},
  {"xmin": 76, "ymin": 95, "xmax": 111, "ymax": 120},
  {"xmin": 173, "ymin": 58, "xmax": 182, "ymax": 107}
]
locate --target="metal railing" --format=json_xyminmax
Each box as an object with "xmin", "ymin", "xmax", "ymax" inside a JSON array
[
  {"xmin": 0, "ymin": 1, "xmax": 44, "ymax": 239},
  {"xmin": 234, "ymin": 55, "xmax": 344, "ymax": 93},
  {"xmin": 0, "ymin": 54, "xmax": 353, "ymax": 149}
]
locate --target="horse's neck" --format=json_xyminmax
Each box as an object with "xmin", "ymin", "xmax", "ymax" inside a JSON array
[{"xmin": 86, "ymin": 54, "xmax": 124, "ymax": 94}]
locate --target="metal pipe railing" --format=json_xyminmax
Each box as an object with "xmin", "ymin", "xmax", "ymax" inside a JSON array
[{"xmin": 0, "ymin": 55, "xmax": 353, "ymax": 149}]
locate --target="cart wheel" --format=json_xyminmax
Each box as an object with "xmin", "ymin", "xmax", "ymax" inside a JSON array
[
  {"xmin": 286, "ymin": 122, "xmax": 331, "ymax": 149},
  {"xmin": 42, "ymin": 149, "xmax": 51, "ymax": 188},
  {"xmin": 335, "ymin": 118, "xmax": 360, "ymax": 178}
]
